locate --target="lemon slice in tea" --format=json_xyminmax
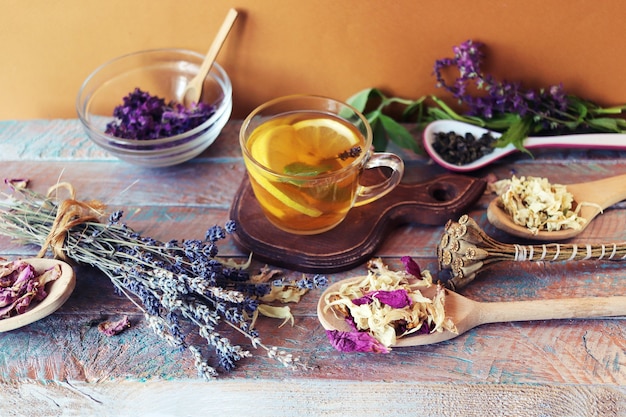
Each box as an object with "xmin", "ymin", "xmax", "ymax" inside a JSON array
[
  {"xmin": 247, "ymin": 124, "xmax": 323, "ymax": 218},
  {"xmin": 248, "ymin": 124, "xmax": 297, "ymax": 171},
  {"xmin": 293, "ymin": 117, "xmax": 362, "ymax": 161}
]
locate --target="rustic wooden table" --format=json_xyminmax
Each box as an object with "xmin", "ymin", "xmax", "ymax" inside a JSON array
[{"xmin": 0, "ymin": 119, "xmax": 624, "ymax": 417}]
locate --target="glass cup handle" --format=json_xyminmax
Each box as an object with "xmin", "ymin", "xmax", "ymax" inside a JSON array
[{"xmin": 353, "ymin": 152, "xmax": 404, "ymax": 207}]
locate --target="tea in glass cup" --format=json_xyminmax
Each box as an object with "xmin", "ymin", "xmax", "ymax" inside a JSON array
[{"xmin": 240, "ymin": 95, "xmax": 404, "ymax": 235}]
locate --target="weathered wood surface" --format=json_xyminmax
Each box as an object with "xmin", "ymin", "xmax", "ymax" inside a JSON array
[{"xmin": 0, "ymin": 119, "xmax": 624, "ymax": 417}]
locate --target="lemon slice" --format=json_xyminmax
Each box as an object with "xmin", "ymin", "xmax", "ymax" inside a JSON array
[
  {"xmin": 246, "ymin": 166, "xmax": 323, "ymax": 218},
  {"xmin": 248, "ymin": 125, "xmax": 296, "ymax": 171},
  {"xmin": 246, "ymin": 124, "xmax": 322, "ymax": 217},
  {"xmin": 293, "ymin": 117, "xmax": 361, "ymax": 160}
]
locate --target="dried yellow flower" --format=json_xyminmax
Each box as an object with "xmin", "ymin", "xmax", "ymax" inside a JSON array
[{"xmin": 493, "ymin": 175, "xmax": 587, "ymax": 234}]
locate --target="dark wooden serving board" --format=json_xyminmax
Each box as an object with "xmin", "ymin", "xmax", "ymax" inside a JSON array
[{"xmin": 229, "ymin": 173, "xmax": 486, "ymax": 272}]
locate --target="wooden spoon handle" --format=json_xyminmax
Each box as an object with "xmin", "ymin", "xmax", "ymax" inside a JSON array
[
  {"xmin": 479, "ymin": 296, "xmax": 626, "ymax": 325},
  {"xmin": 183, "ymin": 8, "xmax": 238, "ymax": 104},
  {"xmin": 569, "ymin": 173, "xmax": 626, "ymax": 211}
]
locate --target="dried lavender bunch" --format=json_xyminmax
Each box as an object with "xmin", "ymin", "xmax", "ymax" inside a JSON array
[{"xmin": 0, "ymin": 180, "xmax": 326, "ymax": 378}]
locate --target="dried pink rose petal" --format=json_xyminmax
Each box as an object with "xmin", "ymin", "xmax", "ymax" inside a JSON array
[
  {"xmin": 13, "ymin": 295, "xmax": 33, "ymax": 315},
  {"xmin": 401, "ymin": 256, "xmax": 421, "ymax": 277},
  {"xmin": 4, "ymin": 178, "xmax": 29, "ymax": 191},
  {"xmin": 326, "ymin": 329, "xmax": 390, "ymax": 353},
  {"xmin": 352, "ymin": 289, "xmax": 412, "ymax": 309},
  {"xmin": 98, "ymin": 316, "xmax": 131, "ymax": 336},
  {"xmin": 34, "ymin": 264, "xmax": 62, "ymax": 301},
  {"xmin": 0, "ymin": 260, "xmax": 60, "ymax": 319},
  {"xmin": 0, "ymin": 289, "xmax": 18, "ymax": 311}
]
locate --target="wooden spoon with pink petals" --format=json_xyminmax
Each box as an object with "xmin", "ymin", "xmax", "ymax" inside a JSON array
[{"xmin": 317, "ymin": 276, "xmax": 626, "ymax": 347}]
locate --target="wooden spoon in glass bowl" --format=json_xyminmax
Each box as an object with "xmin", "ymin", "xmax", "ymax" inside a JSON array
[
  {"xmin": 423, "ymin": 120, "xmax": 626, "ymax": 172},
  {"xmin": 182, "ymin": 8, "xmax": 238, "ymax": 107},
  {"xmin": 0, "ymin": 258, "xmax": 75, "ymax": 332},
  {"xmin": 487, "ymin": 173, "xmax": 626, "ymax": 240},
  {"xmin": 317, "ymin": 276, "xmax": 626, "ymax": 347}
]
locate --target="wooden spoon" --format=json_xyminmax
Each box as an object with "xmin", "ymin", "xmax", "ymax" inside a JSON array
[
  {"xmin": 0, "ymin": 258, "xmax": 75, "ymax": 332},
  {"xmin": 182, "ymin": 8, "xmax": 238, "ymax": 107},
  {"xmin": 317, "ymin": 276, "xmax": 626, "ymax": 347},
  {"xmin": 487, "ymin": 173, "xmax": 626, "ymax": 240}
]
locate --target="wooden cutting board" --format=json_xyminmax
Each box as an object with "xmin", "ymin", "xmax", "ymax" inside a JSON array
[{"xmin": 229, "ymin": 173, "xmax": 486, "ymax": 272}]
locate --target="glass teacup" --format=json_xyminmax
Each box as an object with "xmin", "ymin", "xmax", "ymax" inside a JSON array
[{"xmin": 239, "ymin": 94, "xmax": 404, "ymax": 235}]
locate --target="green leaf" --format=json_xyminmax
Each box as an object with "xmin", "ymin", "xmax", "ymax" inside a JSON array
[
  {"xmin": 565, "ymin": 96, "xmax": 588, "ymax": 129},
  {"xmin": 482, "ymin": 113, "xmax": 521, "ymax": 131},
  {"xmin": 369, "ymin": 116, "xmax": 389, "ymax": 151},
  {"xmin": 378, "ymin": 114, "xmax": 420, "ymax": 153},
  {"xmin": 568, "ymin": 96, "xmax": 588, "ymax": 117},
  {"xmin": 496, "ymin": 117, "xmax": 533, "ymax": 154},
  {"xmin": 346, "ymin": 88, "xmax": 384, "ymax": 113},
  {"xmin": 283, "ymin": 162, "xmax": 333, "ymax": 176},
  {"xmin": 586, "ymin": 117, "xmax": 621, "ymax": 132},
  {"xmin": 429, "ymin": 96, "xmax": 486, "ymax": 126},
  {"xmin": 401, "ymin": 96, "xmax": 427, "ymax": 121}
]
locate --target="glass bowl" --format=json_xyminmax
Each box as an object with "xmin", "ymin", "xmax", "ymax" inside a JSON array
[{"xmin": 76, "ymin": 48, "xmax": 232, "ymax": 167}]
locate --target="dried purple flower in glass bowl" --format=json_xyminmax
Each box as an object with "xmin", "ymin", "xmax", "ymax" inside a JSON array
[{"xmin": 76, "ymin": 48, "xmax": 232, "ymax": 167}]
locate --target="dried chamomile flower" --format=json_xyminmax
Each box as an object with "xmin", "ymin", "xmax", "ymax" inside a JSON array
[
  {"xmin": 255, "ymin": 305, "xmax": 294, "ymax": 328},
  {"xmin": 493, "ymin": 175, "xmax": 589, "ymax": 234}
]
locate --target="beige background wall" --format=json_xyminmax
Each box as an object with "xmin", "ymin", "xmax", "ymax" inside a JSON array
[{"xmin": 1, "ymin": 0, "xmax": 625, "ymax": 120}]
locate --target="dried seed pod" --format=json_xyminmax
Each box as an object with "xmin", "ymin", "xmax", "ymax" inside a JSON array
[{"xmin": 438, "ymin": 215, "xmax": 626, "ymax": 289}]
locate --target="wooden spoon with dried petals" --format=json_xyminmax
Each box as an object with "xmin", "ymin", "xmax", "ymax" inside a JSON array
[
  {"xmin": 0, "ymin": 258, "xmax": 75, "ymax": 332},
  {"xmin": 317, "ymin": 276, "xmax": 626, "ymax": 347},
  {"xmin": 487, "ymin": 173, "xmax": 626, "ymax": 240}
]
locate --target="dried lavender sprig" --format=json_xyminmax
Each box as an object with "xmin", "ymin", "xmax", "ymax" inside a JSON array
[
  {"xmin": 433, "ymin": 40, "xmax": 569, "ymax": 125},
  {"xmin": 347, "ymin": 40, "xmax": 626, "ymax": 156},
  {"xmin": 433, "ymin": 40, "xmax": 626, "ymax": 151},
  {"xmin": 0, "ymin": 181, "xmax": 326, "ymax": 377}
]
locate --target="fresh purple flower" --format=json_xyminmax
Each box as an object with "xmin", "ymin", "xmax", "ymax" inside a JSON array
[
  {"xmin": 434, "ymin": 40, "xmax": 570, "ymax": 127},
  {"xmin": 326, "ymin": 329, "xmax": 390, "ymax": 353}
]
